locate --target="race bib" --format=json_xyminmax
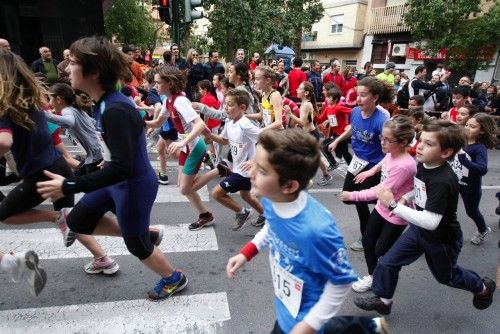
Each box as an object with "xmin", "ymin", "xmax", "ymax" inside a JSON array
[
  {"xmin": 414, "ymin": 177, "xmax": 427, "ymax": 208},
  {"xmin": 380, "ymin": 165, "xmax": 388, "ymax": 183},
  {"xmin": 262, "ymin": 109, "xmax": 272, "ymax": 127},
  {"xmin": 347, "ymin": 155, "xmax": 369, "ymax": 176},
  {"xmin": 327, "ymin": 114, "xmax": 338, "ymax": 127},
  {"xmin": 97, "ymin": 134, "xmax": 112, "ymax": 162},
  {"xmin": 449, "ymin": 154, "xmax": 469, "ymax": 181},
  {"xmin": 270, "ymin": 255, "xmax": 303, "ymax": 318}
]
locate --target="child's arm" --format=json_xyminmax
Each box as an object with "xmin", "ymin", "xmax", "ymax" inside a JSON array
[
  {"xmin": 44, "ymin": 109, "xmax": 76, "ymax": 128},
  {"xmin": 205, "ymin": 131, "xmax": 229, "ymax": 145},
  {"xmin": 457, "ymin": 147, "xmax": 488, "ymax": 176},
  {"xmin": 328, "ymin": 124, "xmax": 351, "ymax": 152},
  {"xmin": 264, "ymin": 91, "xmax": 284, "ymax": 131}
]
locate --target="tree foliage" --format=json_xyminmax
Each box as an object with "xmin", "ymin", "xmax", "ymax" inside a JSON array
[
  {"xmin": 404, "ymin": 0, "xmax": 500, "ymax": 74},
  {"xmin": 203, "ymin": 0, "xmax": 323, "ymax": 60}
]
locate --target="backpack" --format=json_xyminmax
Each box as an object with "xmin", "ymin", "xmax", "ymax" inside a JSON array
[{"xmin": 396, "ymin": 81, "xmax": 410, "ymax": 109}]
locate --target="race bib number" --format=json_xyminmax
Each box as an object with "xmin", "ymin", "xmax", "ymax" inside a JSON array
[
  {"xmin": 347, "ymin": 155, "xmax": 369, "ymax": 176},
  {"xmin": 327, "ymin": 114, "xmax": 338, "ymax": 127},
  {"xmin": 270, "ymin": 255, "xmax": 303, "ymax": 318},
  {"xmin": 414, "ymin": 177, "xmax": 427, "ymax": 208},
  {"xmin": 262, "ymin": 109, "xmax": 272, "ymax": 127},
  {"xmin": 98, "ymin": 134, "xmax": 112, "ymax": 161},
  {"xmin": 449, "ymin": 154, "xmax": 469, "ymax": 181}
]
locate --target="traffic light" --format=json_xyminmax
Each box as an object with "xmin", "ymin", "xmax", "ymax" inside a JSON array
[
  {"xmin": 158, "ymin": 0, "xmax": 172, "ymax": 25},
  {"xmin": 184, "ymin": 0, "xmax": 203, "ymax": 22}
]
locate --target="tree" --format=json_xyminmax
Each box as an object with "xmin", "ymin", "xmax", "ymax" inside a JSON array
[
  {"xmin": 404, "ymin": 0, "xmax": 500, "ymax": 76},
  {"xmin": 203, "ymin": 0, "xmax": 323, "ymax": 60}
]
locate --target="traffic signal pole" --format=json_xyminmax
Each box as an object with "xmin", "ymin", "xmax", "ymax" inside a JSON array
[{"xmin": 172, "ymin": 0, "xmax": 180, "ymax": 45}]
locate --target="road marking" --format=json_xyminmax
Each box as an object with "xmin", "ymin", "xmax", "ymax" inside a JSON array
[
  {"xmin": 0, "ymin": 292, "xmax": 231, "ymax": 334},
  {"xmin": 309, "ymin": 184, "xmax": 500, "ymax": 193},
  {"xmin": 0, "ymin": 184, "xmax": 209, "ymax": 203},
  {"xmin": 1, "ymin": 224, "xmax": 218, "ymax": 259}
]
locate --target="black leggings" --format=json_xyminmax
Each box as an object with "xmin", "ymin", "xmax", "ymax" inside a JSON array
[
  {"xmin": 342, "ymin": 168, "xmax": 381, "ymax": 235},
  {"xmin": 362, "ymin": 209, "xmax": 406, "ymax": 274},
  {"xmin": 321, "ymin": 136, "xmax": 352, "ymax": 166},
  {"xmin": 0, "ymin": 157, "xmax": 74, "ymax": 221},
  {"xmin": 271, "ymin": 317, "xmax": 377, "ymax": 334}
]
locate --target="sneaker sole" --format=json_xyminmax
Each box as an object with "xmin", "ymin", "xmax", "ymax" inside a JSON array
[
  {"xmin": 188, "ymin": 220, "xmax": 214, "ymax": 231},
  {"xmin": 24, "ymin": 251, "xmax": 47, "ymax": 296},
  {"xmin": 352, "ymin": 285, "xmax": 372, "ymax": 293},
  {"xmin": 147, "ymin": 275, "xmax": 189, "ymax": 301},
  {"xmin": 85, "ymin": 263, "xmax": 120, "ymax": 275},
  {"xmin": 158, "ymin": 179, "xmax": 169, "ymax": 185}
]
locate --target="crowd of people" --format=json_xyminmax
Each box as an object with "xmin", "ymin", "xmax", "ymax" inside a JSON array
[{"xmin": 0, "ymin": 35, "xmax": 498, "ymax": 333}]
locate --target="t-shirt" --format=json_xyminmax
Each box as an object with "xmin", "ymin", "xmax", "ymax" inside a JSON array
[
  {"xmin": 43, "ymin": 60, "xmax": 58, "ymax": 85},
  {"xmin": 0, "ymin": 109, "xmax": 60, "ymax": 177},
  {"xmin": 200, "ymin": 93, "xmax": 221, "ymax": 130},
  {"xmin": 220, "ymin": 116, "xmax": 260, "ymax": 178},
  {"xmin": 288, "ymin": 68, "xmax": 307, "ymax": 98},
  {"xmin": 452, "ymin": 142, "xmax": 488, "ymax": 190},
  {"xmin": 315, "ymin": 104, "xmax": 351, "ymax": 136},
  {"xmin": 248, "ymin": 192, "xmax": 357, "ymax": 333},
  {"xmin": 414, "ymin": 163, "xmax": 462, "ymax": 243},
  {"xmin": 160, "ymin": 94, "xmax": 200, "ymax": 150},
  {"xmin": 322, "ymin": 72, "xmax": 345, "ymax": 95},
  {"xmin": 349, "ymin": 107, "xmax": 388, "ymax": 166},
  {"xmin": 376, "ymin": 72, "xmax": 395, "ymax": 86}
]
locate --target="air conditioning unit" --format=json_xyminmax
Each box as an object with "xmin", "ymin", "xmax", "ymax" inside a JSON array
[
  {"xmin": 302, "ymin": 52, "xmax": 311, "ymax": 60},
  {"xmin": 392, "ymin": 44, "xmax": 407, "ymax": 57}
]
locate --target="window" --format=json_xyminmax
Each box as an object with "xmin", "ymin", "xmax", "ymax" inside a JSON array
[{"xmin": 330, "ymin": 15, "xmax": 344, "ymax": 34}]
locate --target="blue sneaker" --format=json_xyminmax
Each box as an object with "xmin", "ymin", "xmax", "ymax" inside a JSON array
[{"xmin": 147, "ymin": 270, "xmax": 188, "ymax": 300}]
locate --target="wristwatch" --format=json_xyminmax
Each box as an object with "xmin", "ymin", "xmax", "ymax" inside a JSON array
[{"xmin": 388, "ymin": 200, "xmax": 398, "ymax": 211}]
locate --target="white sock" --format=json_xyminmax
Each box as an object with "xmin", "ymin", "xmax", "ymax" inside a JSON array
[
  {"xmin": 380, "ymin": 297, "xmax": 392, "ymax": 305},
  {"xmin": 238, "ymin": 208, "xmax": 246, "ymax": 214},
  {"xmin": 0, "ymin": 254, "xmax": 17, "ymax": 274},
  {"xmin": 372, "ymin": 317, "xmax": 382, "ymax": 333}
]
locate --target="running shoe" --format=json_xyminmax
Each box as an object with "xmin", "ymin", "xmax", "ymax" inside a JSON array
[
  {"xmin": 216, "ymin": 162, "xmax": 232, "ymax": 177},
  {"xmin": 204, "ymin": 153, "xmax": 215, "ymax": 170},
  {"xmin": 56, "ymin": 207, "xmax": 76, "ymax": 247},
  {"xmin": 150, "ymin": 225, "xmax": 165, "ymax": 246},
  {"xmin": 147, "ymin": 270, "xmax": 188, "ymax": 300},
  {"xmin": 350, "ymin": 237, "xmax": 364, "ymax": 251},
  {"xmin": 188, "ymin": 212, "xmax": 214, "ymax": 231},
  {"xmin": 470, "ymin": 226, "xmax": 491, "ymax": 245},
  {"xmin": 233, "ymin": 208, "xmax": 252, "ymax": 231},
  {"xmin": 472, "ymin": 277, "xmax": 496, "ymax": 310},
  {"xmin": 158, "ymin": 172, "xmax": 169, "ymax": 185},
  {"xmin": 251, "ymin": 215, "xmax": 266, "ymax": 227},
  {"xmin": 10, "ymin": 250, "xmax": 47, "ymax": 296},
  {"xmin": 354, "ymin": 296, "xmax": 392, "ymax": 315},
  {"xmin": 352, "ymin": 275, "xmax": 373, "ymax": 293},
  {"xmin": 84, "ymin": 256, "xmax": 119, "ymax": 275},
  {"xmin": 327, "ymin": 162, "xmax": 339, "ymax": 171},
  {"xmin": 317, "ymin": 174, "xmax": 333, "ymax": 186}
]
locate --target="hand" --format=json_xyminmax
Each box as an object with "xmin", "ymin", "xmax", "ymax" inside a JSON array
[
  {"xmin": 240, "ymin": 160, "xmax": 255, "ymax": 173},
  {"xmin": 226, "ymin": 254, "xmax": 248, "ymax": 279},
  {"xmin": 458, "ymin": 148, "xmax": 465, "ymax": 155},
  {"xmin": 339, "ymin": 191, "xmax": 351, "ymax": 201},
  {"xmin": 290, "ymin": 321, "xmax": 316, "ymax": 334},
  {"xmin": 167, "ymin": 141, "xmax": 184, "ymax": 156},
  {"xmin": 283, "ymin": 105, "xmax": 291, "ymax": 115},
  {"xmin": 354, "ymin": 170, "xmax": 373, "ymax": 184},
  {"xmin": 321, "ymin": 120, "xmax": 329, "ymax": 128},
  {"xmin": 146, "ymin": 127, "xmax": 154, "ymax": 137},
  {"xmin": 328, "ymin": 140, "xmax": 337, "ymax": 152},
  {"xmin": 377, "ymin": 186, "xmax": 394, "ymax": 208},
  {"xmin": 36, "ymin": 170, "xmax": 66, "ymax": 201},
  {"xmin": 192, "ymin": 102, "xmax": 202, "ymax": 112},
  {"xmin": 97, "ymin": 160, "xmax": 105, "ymax": 169}
]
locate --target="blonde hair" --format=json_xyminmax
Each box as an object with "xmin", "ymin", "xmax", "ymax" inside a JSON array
[{"xmin": 0, "ymin": 50, "xmax": 47, "ymax": 129}]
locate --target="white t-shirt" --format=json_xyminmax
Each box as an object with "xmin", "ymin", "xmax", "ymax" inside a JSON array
[
  {"xmin": 221, "ymin": 116, "xmax": 260, "ymax": 177},
  {"xmin": 159, "ymin": 96, "xmax": 200, "ymax": 150}
]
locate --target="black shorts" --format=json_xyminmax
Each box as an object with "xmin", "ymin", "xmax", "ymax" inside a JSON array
[
  {"xmin": 160, "ymin": 128, "xmax": 178, "ymax": 141},
  {"xmin": 219, "ymin": 173, "xmax": 251, "ymax": 193}
]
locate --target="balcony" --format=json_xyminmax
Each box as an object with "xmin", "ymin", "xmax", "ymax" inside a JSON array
[{"xmin": 366, "ymin": 4, "xmax": 410, "ymax": 35}]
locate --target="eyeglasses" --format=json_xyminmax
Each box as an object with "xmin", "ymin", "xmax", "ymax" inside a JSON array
[
  {"xmin": 192, "ymin": 54, "xmax": 198, "ymax": 57},
  {"xmin": 379, "ymin": 136, "xmax": 399, "ymax": 144}
]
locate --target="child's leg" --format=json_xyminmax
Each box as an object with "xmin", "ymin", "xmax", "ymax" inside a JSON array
[
  {"xmin": 179, "ymin": 173, "xmax": 209, "ymax": 214},
  {"xmin": 321, "ymin": 137, "xmax": 338, "ymax": 166},
  {"xmin": 336, "ymin": 138, "xmax": 352, "ymax": 165},
  {"xmin": 212, "ymin": 184, "xmax": 241, "ymax": 212},
  {"xmin": 461, "ymin": 190, "xmax": 487, "ymax": 233},
  {"xmin": 240, "ymin": 190, "xmax": 264, "ymax": 215},
  {"xmin": 362, "ymin": 211, "xmax": 387, "ymax": 275},
  {"xmin": 157, "ymin": 137, "xmax": 168, "ymax": 175}
]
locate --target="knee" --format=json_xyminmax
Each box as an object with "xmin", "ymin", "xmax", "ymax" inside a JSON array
[
  {"xmin": 180, "ymin": 186, "xmax": 192, "ymax": 196},
  {"xmin": 123, "ymin": 235, "xmax": 154, "ymax": 260},
  {"xmin": 211, "ymin": 186, "xmax": 224, "ymax": 200}
]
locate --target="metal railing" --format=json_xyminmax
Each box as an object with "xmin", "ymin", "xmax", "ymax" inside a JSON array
[{"xmin": 366, "ymin": 4, "xmax": 410, "ymax": 34}]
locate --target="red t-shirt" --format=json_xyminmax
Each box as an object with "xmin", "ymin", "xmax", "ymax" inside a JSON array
[
  {"xmin": 343, "ymin": 76, "xmax": 357, "ymax": 97},
  {"xmin": 315, "ymin": 104, "xmax": 351, "ymax": 136},
  {"xmin": 449, "ymin": 107, "xmax": 458, "ymax": 123},
  {"xmin": 288, "ymin": 68, "xmax": 307, "ymax": 98},
  {"xmin": 200, "ymin": 93, "xmax": 221, "ymax": 129},
  {"xmin": 323, "ymin": 72, "xmax": 345, "ymax": 95}
]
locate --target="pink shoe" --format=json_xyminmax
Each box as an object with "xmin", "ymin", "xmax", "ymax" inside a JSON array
[{"xmin": 84, "ymin": 256, "xmax": 119, "ymax": 275}]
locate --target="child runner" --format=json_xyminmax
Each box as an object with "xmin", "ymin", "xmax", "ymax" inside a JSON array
[
  {"xmin": 316, "ymin": 86, "xmax": 352, "ymax": 169},
  {"xmin": 354, "ymin": 120, "xmax": 496, "ymax": 315},
  {"xmin": 288, "ymin": 81, "xmax": 332, "ymax": 186},
  {"xmin": 451, "ymin": 113, "xmax": 497, "ymax": 245},
  {"xmin": 0, "ymin": 249, "xmax": 46, "ymax": 296},
  {"xmin": 145, "ymin": 66, "xmax": 215, "ymax": 231},
  {"xmin": 213, "ymin": 73, "xmax": 225, "ymax": 105},
  {"xmin": 340, "ymin": 115, "xmax": 416, "ymax": 293},
  {"xmin": 329, "ymin": 77, "xmax": 392, "ymax": 251},
  {"xmin": 0, "ymin": 48, "xmax": 118, "ymax": 276},
  {"xmin": 36, "ymin": 36, "xmax": 183, "ymax": 300},
  {"xmin": 226, "ymin": 128, "xmax": 388, "ymax": 334},
  {"xmin": 204, "ymin": 89, "xmax": 264, "ymax": 231},
  {"xmin": 198, "ymin": 79, "xmax": 221, "ymax": 167}
]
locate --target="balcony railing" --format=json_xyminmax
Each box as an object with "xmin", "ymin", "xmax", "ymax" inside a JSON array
[{"xmin": 367, "ymin": 4, "xmax": 410, "ymax": 34}]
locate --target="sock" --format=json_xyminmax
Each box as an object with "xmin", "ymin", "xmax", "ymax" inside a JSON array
[
  {"xmin": 163, "ymin": 270, "xmax": 181, "ymax": 284},
  {"xmin": 380, "ymin": 297, "xmax": 392, "ymax": 305},
  {"xmin": 0, "ymin": 254, "xmax": 17, "ymax": 274},
  {"xmin": 371, "ymin": 317, "xmax": 383, "ymax": 333},
  {"xmin": 238, "ymin": 208, "xmax": 246, "ymax": 214}
]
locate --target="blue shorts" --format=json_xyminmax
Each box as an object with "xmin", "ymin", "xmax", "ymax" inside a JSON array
[{"xmin": 219, "ymin": 173, "xmax": 251, "ymax": 193}]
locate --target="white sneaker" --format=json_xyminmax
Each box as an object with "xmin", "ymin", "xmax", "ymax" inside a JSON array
[
  {"xmin": 471, "ymin": 226, "xmax": 491, "ymax": 245},
  {"xmin": 317, "ymin": 174, "xmax": 333, "ymax": 186},
  {"xmin": 11, "ymin": 251, "xmax": 47, "ymax": 296},
  {"xmin": 352, "ymin": 275, "xmax": 373, "ymax": 293}
]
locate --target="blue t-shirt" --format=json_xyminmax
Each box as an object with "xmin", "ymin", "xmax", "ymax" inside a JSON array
[
  {"xmin": 350, "ymin": 106, "xmax": 388, "ymax": 166},
  {"xmin": 0, "ymin": 109, "xmax": 60, "ymax": 177},
  {"xmin": 262, "ymin": 193, "xmax": 357, "ymax": 333}
]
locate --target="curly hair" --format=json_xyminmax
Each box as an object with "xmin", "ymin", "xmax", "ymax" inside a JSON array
[
  {"xmin": 0, "ymin": 50, "xmax": 47, "ymax": 129},
  {"xmin": 155, "ymin": 65, "xmax": 186, "ymax": 95}
]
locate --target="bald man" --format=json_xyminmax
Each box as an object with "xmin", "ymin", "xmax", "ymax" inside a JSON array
[
  {"xmin": 57, "ymin": 49, "xmax": 71, "ymax": 84},
  {"xmin": 0, "ymin": 39, "xmax": 10, "ymax": 50},
  {"xmin": 31, "ymin": 46, "xmax": 59, "ymax": 85}
]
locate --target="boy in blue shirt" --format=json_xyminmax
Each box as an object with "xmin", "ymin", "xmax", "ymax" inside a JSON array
[{"xmin": 226, "ymin": 128, "xmax": 388, "ymax": 333}]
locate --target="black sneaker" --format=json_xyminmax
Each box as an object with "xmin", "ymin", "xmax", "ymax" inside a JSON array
[
  {"xmin": 188, "ymin": 212, "xmax": 214, "ymax": 231},
  {"xmin": 473, "ymin": 277, "xmax": 496, "ymax": 310},
  {"xmin": 158, "ymin": 172, "xmax": 169, "ymax": 185},
  {"xmin": 216, "ymin": 162, "xmax": 231, "ymax": 177},
  {"xmin": 354, "ymin": 296, "xmax": 392, "ymax": 315},
  {"xmin": 251, "ymin": 215, "xmax": 266, "ymax": 227},
  {"xmin": 233, "ymin": 208, "xmax": 252, "ymax": 231}
]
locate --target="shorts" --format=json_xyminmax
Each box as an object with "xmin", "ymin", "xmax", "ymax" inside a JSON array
[
  {"xmin": 219, "ymin": 173, "xmax": 251, "ymax": 193},
  {"xmin": 179, "ymin": 138, "xmax": 206, "ymax": 175},
  {"xmin": 309, "ymin": 128, "xmax": 321, "ymax": 142},
  {"xmin": 160, "ymin": 128, "xmax": 178, "ymax": 141}
]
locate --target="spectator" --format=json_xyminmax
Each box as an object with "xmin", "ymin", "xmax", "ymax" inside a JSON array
[
  {"xmin": 170, "ymin": 43, "xmax": 187, "ymax": 70},
  {"xmin": 357, "ymin": 61, "xmax": 373, "ymax": 80},
  {"xmin": 432, "ymin": 63, "xmax": 445, "ymax": 77},
  {"xmin": 234, "ymin": 48, "xmax": 245, "ymax": 63},
  {"xmin": 277, "ymin": 61, "xmax": 289, "ymax": 96},
  {"xmin": 133, "ymin": 46, "xmax": 146, "ymax": 65},
  {"xmin": 343, "ymin": 66, "xmax": 357, "ymax": 97},
  {"xmin": 307, "ymin": 60, "xmax": 323, "ymax": 102},
  {"xmin": 185, "ymin": 48, "xmax": 205, "ymax": 101},
  {"xmin": 287, "ymin": 57, "xmax": 307, "ymax": 101},
  {"xmin": 322, "ymin": 58, "xmax": 345, "ymax": 95},
  {"xmin": 376, "ymin": 62, "xmax": 396, "ymax": 85},
  {"xmin": 57, "ymin": 49, "xmax": 71, "ymax": 84},
  {"xmin": 203, "ymin": 49, "xmax": 225, "ymax": 81},
  {"xmin": 122, "ymin": 45, "xmax": 143, "ymax": 88},
  {"xmin": 249, "ymin": 52, "xmax": 260, "ymax": 71},
  {"xmin": 162, "ymin": 50, "xmax": 174, "ymax": 67},
  {"xmin": 409, "ymin": 65, "xmax": 448, "ymax": 113},
  {"xmin": 31, "ymin": 46, "xmax": 59, "ymax": 85},
  {"xmin": 0, "ymin": 38, "xmax": 10, "ymax": 50}
]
